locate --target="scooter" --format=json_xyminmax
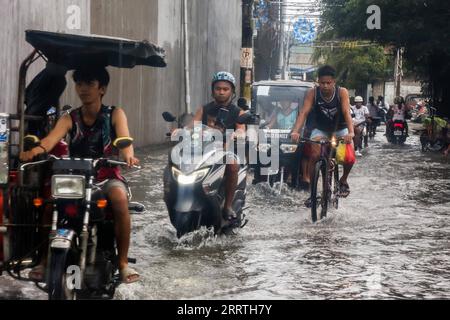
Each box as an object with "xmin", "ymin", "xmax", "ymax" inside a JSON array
[{"xmin": 162, "ymin": 110, "xmax": 257, "ymax": 237}]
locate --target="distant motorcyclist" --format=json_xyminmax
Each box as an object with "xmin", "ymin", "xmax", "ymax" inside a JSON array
[
  {"xmin": 386, "ymin": 96, "xmax": 412, "ymax": 138},
  {"xmin": 377, "ymin": 96, "xmax": 389, "ymax": 123},
  {"xmin": 351, "ymin": 96, "xmax": 369, "ymax": 156},
  {"xmin": 367, "ymin": 96, "xmax": 381, "ymax": 137}
]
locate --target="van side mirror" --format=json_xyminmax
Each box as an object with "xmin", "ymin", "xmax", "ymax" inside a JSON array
[{"xmin": 113, "ymin": 137, "xmax": 134, "ymax": 149}]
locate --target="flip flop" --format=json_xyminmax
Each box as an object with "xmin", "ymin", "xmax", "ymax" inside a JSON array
[
  {"xmin": 29, "ymin": 264, "xmax": 46, "ymax": 282},
  {"xmin": 339, "ymin": 182, "xmax": 351, "ymax": 198},
  {"xmin": 304, "ymin": 197, "xmax": 312, "ymax": 208},
  {"xmin": 120, "ymin": 266, "xmax": 140, "ymax": 284}
]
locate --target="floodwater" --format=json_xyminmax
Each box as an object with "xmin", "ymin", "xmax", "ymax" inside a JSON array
[{"xmin": 1, "ymin": 126, "xmax": 449, "ymax": 300}]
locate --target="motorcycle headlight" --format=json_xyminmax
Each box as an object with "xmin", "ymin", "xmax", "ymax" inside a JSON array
[
  {"xmin": 280, "ymin": 144, "xmax": 298, "ymax": 154},
  {"xmin": 172, "ymin": 167, "xmax": 210, "ymax": 185},
  {"xmin": 258, "ymin": 143, "xmax": 271, "ymax": 153},
  {"xmin": 51, "ymin": 175, "xmax": 85, "ymax": 199}
]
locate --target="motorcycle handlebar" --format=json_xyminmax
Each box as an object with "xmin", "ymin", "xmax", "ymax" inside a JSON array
[{"xmin": 20, "ymin": 155, "xmax": 141, "ymax": 171}]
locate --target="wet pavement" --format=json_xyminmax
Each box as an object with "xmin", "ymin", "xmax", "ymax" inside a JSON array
[{"xmin": 1, "ymin": 125, "xmax": 450, "ymax": 300}]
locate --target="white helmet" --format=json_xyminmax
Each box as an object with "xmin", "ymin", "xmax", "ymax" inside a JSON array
[{"xmin": 355, "ymin": 96, "xmax": 364, "ymax": 103}]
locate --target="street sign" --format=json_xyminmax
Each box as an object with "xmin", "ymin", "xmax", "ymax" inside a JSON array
[{"xmin": 240, "ymin": 48, "xmax": 253, "ymax": 69}]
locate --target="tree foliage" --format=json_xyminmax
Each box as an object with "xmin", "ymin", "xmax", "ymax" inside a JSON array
[
  {"xmin": 313, "ymin": 45, "xmax": 393, "ymax": 91},
  {"xmin": 318, "ymin": 0, "xmax": 450, "ymax": 116}
]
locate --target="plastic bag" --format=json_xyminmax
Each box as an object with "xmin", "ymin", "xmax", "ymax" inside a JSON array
[
  {"xmin": 336, "ymin": 142, "xmax": 346, "ymax": 165},
  {"xmin": 344, "ymin": 143, "xmax": 356, "ymax": 165}
]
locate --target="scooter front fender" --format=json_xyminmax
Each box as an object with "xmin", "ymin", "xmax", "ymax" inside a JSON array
[{"xmin": 174, "ymin": 184, "xmax": 204, "ymax": 213}]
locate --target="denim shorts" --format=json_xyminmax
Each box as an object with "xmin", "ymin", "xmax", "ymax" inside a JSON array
[
  {"xmin": 97, "ymin": 179, "xmax": 130, "ymax": 199},
  {"xmin": 310, "ymin": 128, "xmax": 349, "ymax": 140}
]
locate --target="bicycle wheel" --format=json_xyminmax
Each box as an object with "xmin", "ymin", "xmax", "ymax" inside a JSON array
[
  {"xmin": 332, "ymin": 161, "xmax": 340, "ymax": 210},
  {"xmin": 311, "ymin": 160, "xmax": 328, "ymax": 223}
]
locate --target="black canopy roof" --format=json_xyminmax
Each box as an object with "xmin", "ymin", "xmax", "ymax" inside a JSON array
[{"xmin": 25, "ymin": 30, "xmax": 167, "ymax": 69}]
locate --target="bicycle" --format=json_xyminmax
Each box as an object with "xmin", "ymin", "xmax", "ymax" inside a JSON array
[{"xmin": 300, "ymin": 137, "xmax": 343, "ymax": 223}]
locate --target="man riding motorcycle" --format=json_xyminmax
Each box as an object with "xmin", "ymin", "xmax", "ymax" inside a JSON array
[
  {"xmin": 352, "ymin": 96, "xmax": 370, "ymax": 156},
  {"xmin": 386, "ymin": 96, "xmax": 412, "ymax": 138},
  {"xmin": 19, "ymin": 67, "xmax": 140, "ymax": 284},
  {"xmin": 191, "ymin": 72, "xmax": 246, "ymax": 223},
  {"xmin": 367, "ymin": 96, "xmax": 381, "ymax": 137},
  {"xmin": 290, "ymin": 65, "xmax": 355, "ymax": 199}
]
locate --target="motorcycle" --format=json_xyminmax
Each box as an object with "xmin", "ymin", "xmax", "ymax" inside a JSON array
[
  {"xmin": 0, "ymin": 29, "xmax": 166, "ymax": 299},
  {"xmin": 367, "ymin": 116, "xmax": 382, "ymax": 140},
  {"xmin": 387, "ymin": 120, "xmax": 408, "ymax": 145},
  {"xmin": 162, "ymin": 109, "xmax": 257, "ymax": 237},
  {"xmin": 19, "ymin": 137, "xmax": 144, "ymax": 300}
]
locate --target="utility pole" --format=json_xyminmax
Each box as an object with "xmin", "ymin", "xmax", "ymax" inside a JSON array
[
  {"xmin": 277, "ymin": 0, "xmax": 286, "ymax": 79},
  {"xmin": 394, "ymin": 47, "xmax": 403, "ymax": 97},
  {"xmin": 284, "ymin": 20, "xmax": 292, "ymax": 80},
  {"xmin": 240, "ymin": 0, "xmax": 254, "ymax": 102},
  {"xmin": 182, "ymin": 0, "xmax": 191, "ymax": 114}
]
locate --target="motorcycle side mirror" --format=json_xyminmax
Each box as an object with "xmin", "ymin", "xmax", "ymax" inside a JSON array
[
  {"xmin": 237, "ymin": 98, "xmax": 249, "ymax": 111},
  {"xmin": 237, "ymin": 112, "xmax": 251, "ymax": 124},
  {"xmin": 162, "ymin": 112, "xmax": 177, "ymax": 123},
  {"xmin": 113, "ymin": 137, "xmax": 134, "ymax": 149},
  {"xmin": 23, "ymin": 135, "xmax": 41, "ymax": 152},
  {"xmin": 179, "ymin": 113, "xmax": 194, "ymax": 128}
]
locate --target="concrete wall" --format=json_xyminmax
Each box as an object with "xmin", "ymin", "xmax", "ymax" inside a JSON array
[
  {"xmin": 187, "ymin": 0, "xmax": 242, "ymax": 110},
  {"xmin": 90, "ymin": 0, "xmax": 167, "ymax": 146},
  {"xmin": 371, "ymin": 80, "xmax": 422, "ymax": 106},
  {"xmin": 0, "ymin": 0, "xmax": 90, "ymax": 115},
  {"xmin": 0, "ymin": 0, "xmax": 242, "ymax": 147}
]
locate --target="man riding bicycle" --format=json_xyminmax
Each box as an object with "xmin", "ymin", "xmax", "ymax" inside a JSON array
[{"xmin": 291, "ymin": 65, "xmax": 355, "ymax": 199}]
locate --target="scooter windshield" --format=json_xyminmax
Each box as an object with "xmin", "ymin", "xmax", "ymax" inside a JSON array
[{"xmin": 172, "ymin": 124, "xmax": 223, "ymax": 173}]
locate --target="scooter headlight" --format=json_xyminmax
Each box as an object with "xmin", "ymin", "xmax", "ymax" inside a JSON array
[
  {"xmin": 172, "ymin": 167, "xmax": 210, "ymax": 185},
  {"xmin": 258, "ymin": 143, "xmax": 271, "ymax": 153},
  {"xmin": 280, "ymin": 144, "xmax": 298, "ymax": 154},
  {"xmin": 51, "ymin": 175, "xmax": 85, "ymax": 199}
]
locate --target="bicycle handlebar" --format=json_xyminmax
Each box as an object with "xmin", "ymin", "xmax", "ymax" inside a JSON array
[{"xmin": 298, "ymin": 137, "xmax": 347, "ymax": 145}]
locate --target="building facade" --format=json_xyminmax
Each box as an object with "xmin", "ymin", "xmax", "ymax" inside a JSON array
[{"xmin": 0, "ymin": 0, "xmax": 242, "ymax": 146}]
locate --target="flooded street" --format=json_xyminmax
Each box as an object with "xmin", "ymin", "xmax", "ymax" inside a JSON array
[{"xmin": 1, "ymin": 126, "xmax": 450, "ymax": 300}]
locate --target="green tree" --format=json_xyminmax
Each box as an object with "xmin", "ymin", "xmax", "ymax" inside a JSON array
[
  {"xmin": 313, "ymin": 44, "xmax": 393, "ymax": 93},
  {"xmin": 318, "ymin": 0, "xmax": 450, "ymax": 116}
]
